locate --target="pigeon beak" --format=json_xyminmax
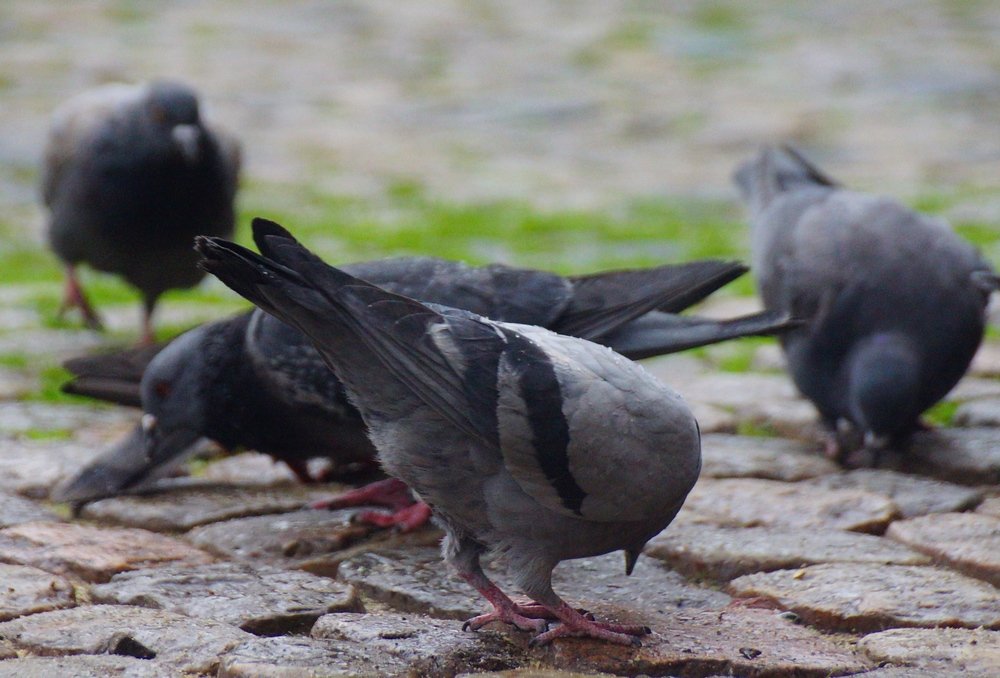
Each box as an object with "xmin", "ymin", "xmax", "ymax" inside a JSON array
[{"xmin": 171, "ymin": 124, "xmax": 201, "ymax": 162}]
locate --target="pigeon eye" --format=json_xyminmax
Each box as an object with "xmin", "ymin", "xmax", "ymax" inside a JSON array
[{"xmin": 154, "ymin": 381, "xmax": 172, "ymax": 399}]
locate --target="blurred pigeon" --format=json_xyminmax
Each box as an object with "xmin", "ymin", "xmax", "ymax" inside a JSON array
[
  {"xmin": 196, "ymin": 221, "xmax": 701, "ymax": 645},
  {"xmin": 55, "ymin": 222, "xmax": 791, "ymax": 508},
  {"xmin": 734, "ymin": 145, "xmax": 997, "ymax": 464},
  {"xmin": 41, "ymin": 80, "xmax": 240, "ymax": 343}
]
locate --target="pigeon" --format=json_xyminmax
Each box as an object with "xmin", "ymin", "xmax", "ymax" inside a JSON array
[
  {"xmin": 196, "ymin": 221, "xmax": 702, "ymax": 645},
  {"xmin": 55, "ymin": 220, "xmax": 792, "ymax": 511},
  {"xmin": 734, "ymin": 145, "xmax": 997, "ymax": 464},
  {"xmin": 41, "ymin": 80, "xmax": 241, "ymax": 343}
]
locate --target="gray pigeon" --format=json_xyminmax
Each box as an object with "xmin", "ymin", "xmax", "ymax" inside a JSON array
[
  {"xmin": 41, "ymin": 80, "xmax": 240, "ymax": 343},
  {"xmin": 734, "ymin": 145, "xmax": 996, "ymax": 464},
  {"xmin": 55, "ymin": 223, "xmax": 791, "ymax": 508},
  {"xmin": 196, "ymin": 221, "xmax": 701, "ymax": 645}
]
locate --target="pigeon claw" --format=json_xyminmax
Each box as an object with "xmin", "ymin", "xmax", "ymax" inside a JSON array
[
  {"xmin": 353, "ymin": 501, "xmax": 432, "ymax": 533},
  {"xmin": 528, "ymin": 621, "xmax": 645, "ymax": 647},
  {"xmin": 463, "ymin": 609, "xmax": 548, "ymax": 635}
]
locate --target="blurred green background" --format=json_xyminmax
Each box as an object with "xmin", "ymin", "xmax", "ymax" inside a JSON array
[{"xmin": 1, "ymin": 0, "xmax": 1000, "ymax": 416}]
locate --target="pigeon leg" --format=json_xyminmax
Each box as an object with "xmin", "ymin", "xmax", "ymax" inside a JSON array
[
  {"xmin": 355, "ymin": 501, "xmax": 432, "ymax": 532},
  {"xmin": 527, "ymin": 599, "xmax": 651, "ymax": 646},
  {"xmin": 59, "ymin": 265, "xmax": 103, "ymax": 331},
  {"xmin": 451, "ymin": 543, "xmax": 549, "ymax": 635},
  {"xmin": 308, "ymin": 477, "xmax": 414, "ymax": 511}
]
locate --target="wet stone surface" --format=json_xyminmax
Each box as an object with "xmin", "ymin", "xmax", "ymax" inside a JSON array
[
  {"xmin": 80, "ymin": 480, "xmax": 354, "ymax": 532},
  {"xmin": 678, "ymin": 478, "xmax": 898, "ymax": 533},
  {"xmin": 0, "ymin": 563, "xmax": 76, "ymax": 622},
  {"xmin": 727, "ymin": 563, "xmax": 1000, "ymax": 632},
  {"xmin": 337, "ymin": 546, "xmax": 730, "ymax": 622},
  {"xmin": 0, "ymin": 521, "xmax": 214, "ymax": 582},
  {"xmin": 0, "ymin": 604, "xmax": 254, "ymax": 674},
  {"xmin": 0, "ymin": 654, "xmax": 176, "ymax": 678},
  {"xmin": 646, "ymin": 523, "xmax": 930, "ymax": 582},
  {"xmin": 699, "ymin": 434, "xmax": 838, "ymax": 481},
  {"xmin": 804, "ymin": 468, "xmax": 984, "ymax": 518},
  {"xmin": 886, "ymin": 512, "xmax": 1000, "ymax": 586},
  {"xmin": 857, "ymin": 627, "xmax": 1000, "ymax": 676},
  {"xmin": 91, "ymin": 562, "xmax": 362, "ymax": 635}
]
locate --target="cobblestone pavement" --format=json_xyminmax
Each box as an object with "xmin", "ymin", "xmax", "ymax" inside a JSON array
[{"xmin": 1, "ymin": 2, "xmax": 999, "ymax": 676}]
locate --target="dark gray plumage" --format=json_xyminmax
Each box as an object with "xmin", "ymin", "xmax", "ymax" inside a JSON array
[
  {"xmin": 55, "ymin": 225, "xmax": 791, "ymax": 506},
  {"xmin": 42, "ymin": 80, "xmax": 240, "ymax": 343},
  {"xmin": 196, "ymin": 221, "xmax": 701, "ymax": 645},
  {"xmin": 734, "ymin": 145, "xmax": 996, "ymax": 463}
]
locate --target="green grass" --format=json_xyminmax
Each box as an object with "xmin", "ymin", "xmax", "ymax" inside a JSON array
[{"xmin": 923, "ymin": 400, "xmax": 960, "ymax": 427}]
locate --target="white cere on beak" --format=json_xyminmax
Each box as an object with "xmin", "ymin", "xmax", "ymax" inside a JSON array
[
  {"xmin": 141, "ymin": 413, "xmax": 158, "ymax": 433},
  {"xmin": 171, "ymin": 124, "xmax": 201, "ymax": 162}
]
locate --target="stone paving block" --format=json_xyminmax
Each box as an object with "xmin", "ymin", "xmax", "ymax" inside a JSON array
[
  {"xmin": 902, "ymin": 428, "xmax": 1000, "ymax": 484},
  {"xmin": 970, "ymin": 341, "xmax": 1000, "ymax": 378},
  {"xmin": 645, "ymin": 523, "xmax": 930, "ymax": 582},
  {"xmin": 91, "ymin": 562, "xmax": 362, "ymax": 635},
  {"xmin": 741, "ymin": 398, "xmax": 823, "ymax": 441},
  {"xmin": 337, "ymin": 547, "xmax": 729, "ymax": 622},
  {"xmin": 80, "ymin": 480, "xmax": 353, "ymax": 531},
  {"xmin": 950, "ymin": 376, "xmax": 1000, "ymax": 402},
  {"xmin": 0, "ymin": 604, "xmax": 254, "ymax": 675},
  {"xmin": 0, "ymin": 563, "xmax": 76, "ymax": 621},
  {"xmin": 977, "ymin": 495, "xmax": 1000, "ymax": 517},
  {"xmin": 954, "ymin": 397, "xmax": 1000, "ymax": 427},
  {"xmin": 886, "ymin": 512, "xmax": 1000, "ymax": 586},
  {"xmin": 185, "ymin": 509, "xmax": 377, "ymax": 566},
  {"xmin": 727, "ymin": 563, "xmax": 1000, "ymax": 632},
  {"xmin": 0, "ymin": 655, "xmax": 176, "ymax": 677},
  {"xmin": 805, "ymin": 468, "xmax": 983, "ymax": 518},
  {"xmin": 687, "ymin": 402, "xmax": 737, "ymax": 434},
  {"xmin": 461, "ymin": 671, "xmax": 616, "ymax": 678},
  {"xmin": 0, "ymin": 642, "xmax": 12, "ymax": 660},
  {"xmin": 0, "ymin": 367, "xmax": 35, "ymax": 400},
  {"xmin": 0, "ymin": 439, "xmax": 103, "ymax": 499},
  {"xmin": 669, "ymin": 372, "xmax": 800, "ymax": 411},
  {"xmin": 545, "ymin": 605, "xmax": 870, "ymax": 677},
  {"xmin": 678, "ymin": 478, "xmax": 898, "ymax": 533},
  {"xmin": 0, "ymin": 521, "xmax": 214, "ymax": 582},
  {"xmin": 858, "ymin": 627, "xmax": 1000, "ymax": 676},
  {"xmin": 218, "ymin": 635, "xmax": 408, "ymax": 677},
  {"xmin": 199, "ymin": 452, "xmax": 301, "ymax": 485},
  {"xmin": 0, "ymin": 402, "xmax": 133, "ymax": 438},
  {"xmin": 700, "ymin": 433, "xmax": 837, "ymax": 481},
  {"xmin": 313, "ymin": 612, "xmax": 528, "ymax": 676},
  {"xmin": 0, "ymin": 492, "xmax": 59, "ymax": 528}
]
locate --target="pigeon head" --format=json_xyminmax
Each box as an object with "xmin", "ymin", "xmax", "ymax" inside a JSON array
[
  {"xmin": 847, "ymin": 332, "xmax": 922, "ymax": 441},
  {"xmin": 733, "ymin": 145, "xmax": 838, "ymax": 213},
  {"xmin": 137, "ymin": 322, "xmax": 215, "ymax": 464},
  {"xmin": 145, "ymin": 81, "xmax": 203, "ymax": 161}
]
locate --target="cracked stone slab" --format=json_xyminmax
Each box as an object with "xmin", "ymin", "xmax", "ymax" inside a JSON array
[
  {"xmin": 645, "ymin": 523, "xmax": 930, "ymax": 582},
  {"xmin": 886, "ymin": 512, "xmax": 1000, "ymax": 586},
  {"xmin": 218, "ymin": 635, "xmax": 411, "ymax": 677},
  {"xmin": 185, "ymin": 509, "xmax": 377, "ymax": 566},
  {"xmin": 313, "ymin": 612, "xmax": 529, "ymax": 676},
  {"xmin": 80, "ymin": 480, "xmax": 354, "ymax": 532},
  {"xmin": 677, "ymin": 478, "xmax": 898, "ymax": 533},
  {"xmin": 337, "ymin": 547, "xmax": 729, "ymax": 622},
  {"xmin": 901, "ymin": 428, "xmax": 1000, "ymax": 484},
  {"xmin": 727, "ymin": 563, "xmax": 1000, "ymax": 632},
  {"xmin": 804, "ymin": 468, "xmax": 983, "ymax": 518},
  {"xmin": 0, "ymin": 655, "xmax": 176, "ymax": 677},
  {"xmin": 858, "ymin": 627, "xmax": 1000, "ymax": 676},
  {"xmin": 545, "ymin": 605, "xmax": 870, "ymax": 677},
  {"xmin": 0, "ymin": 439, "xmax": 104, "ymax": 499},
  {"xmin": 91, "ymin": 562, "xmax": 362, "ymax": 635},
  {"xmin": 0, "ymin": 492, "xmax": 59, "ymax": 528},
  {"xmin": 0, "ymin": 563, "xmax": 76, "ymax": 621},
  {"xmin": 0, "ymin": 521, "xmax": 214, "ymax": 582},
  {"xmin": 0, "ymin": 604, "xmax": 254, "ymax": 674},
  {"xmin": 699, "ymin": 434, "xmax": 837, "ymax": 481}
]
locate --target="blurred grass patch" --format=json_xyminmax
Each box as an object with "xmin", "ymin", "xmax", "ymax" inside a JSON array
[{"xmin": 923, "ymin": 400, "xmax": 960, "ymax": 427}]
